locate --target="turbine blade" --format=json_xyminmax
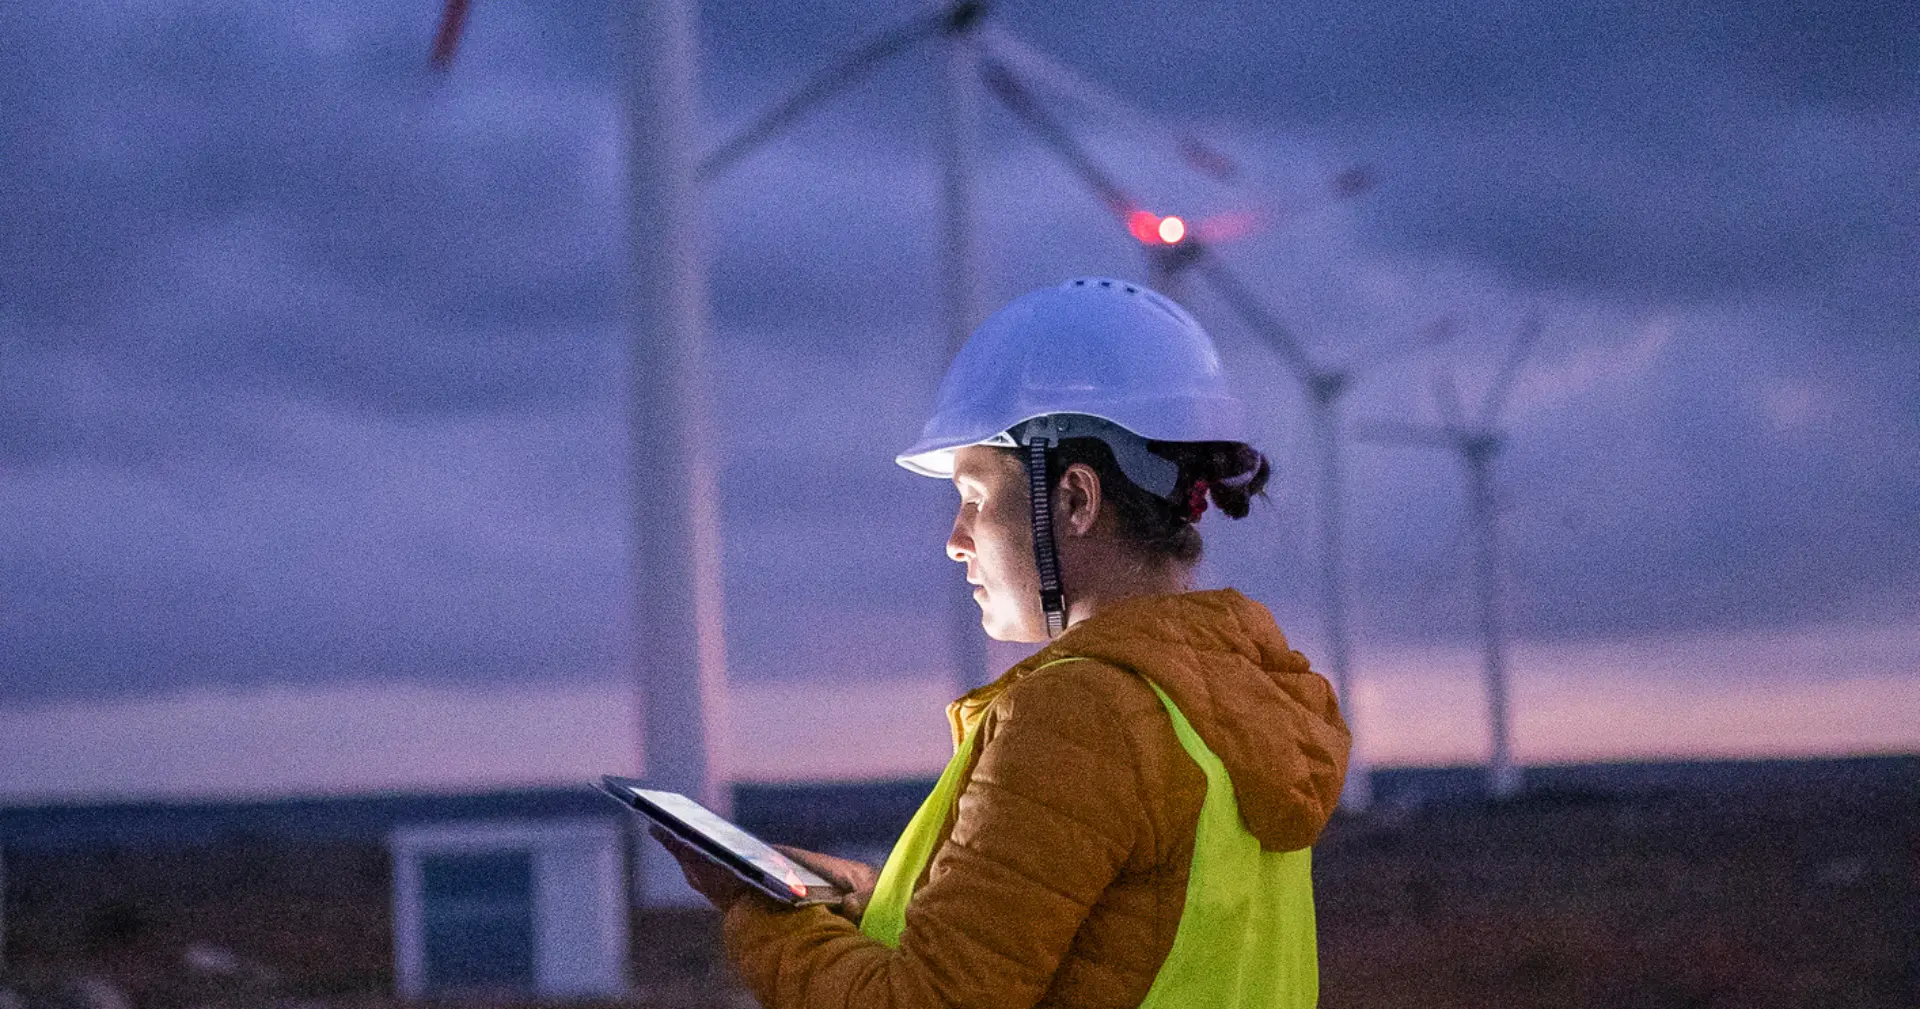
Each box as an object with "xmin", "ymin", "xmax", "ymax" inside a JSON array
[
  {"xmin": 1191, "ymin": 207, "xmax": 1269, "ymax": 244},
  {"xmin": 1434, "ymin": 367, "xmax": 1467, "ymax": 431},
  {"xmin": 1353, "ymin": 420, "xmax": 1454, "ymax": 448},
  {"xmin": 1342, "ymin": 313, "xmax": 1456, "ymax": 378},
  {"xmin": 976, "ymin": 25, "xmax": 1142, "ymax": 130},
  {"xmin": 976, "ymin": 54, "xmax": 1136, "ymax": 218},
  {"xmin": 978, "ymin": 26, "xmax": 1244, "ymax": 182},
  {"xmin": 1331, "ymin": 165, "xmax": 1376, "ymax": 199},
  {"xmin": 429, "ymin": 0, "xmax": 470, "ymax": 71},
  {"xmin": 1479, "ymin": 311, "xmax": 1545, "ymax": 425},
  {"xmin": 1197, "ymin": 162, "xmax": 1377, "ymax": 247},
  {"xmin": 1177, "ymin": 134, "xmax": 1241, "ymax": 182},
  {"xmin": 1189, "ymin": 253, "xmax": 1316, "ymax": 383},
  {"xmin": 699, "ymin": 6, "xmax": 958, "ymax": 180}
]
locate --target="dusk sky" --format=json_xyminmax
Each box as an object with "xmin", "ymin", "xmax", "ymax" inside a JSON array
[{"xmin": 2, "ymin": 0, "xmax": 1916, "ymax": 787}]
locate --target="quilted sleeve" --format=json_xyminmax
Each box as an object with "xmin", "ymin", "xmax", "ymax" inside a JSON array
[{"xmin": 721, "ymin": 659, "xmax": 1153, "ymax": 1009}]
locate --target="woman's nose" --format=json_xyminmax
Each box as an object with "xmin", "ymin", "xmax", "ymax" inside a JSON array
[{"xmin": 946, "ymin": 511, "xmax": 972, "ymax": 563}]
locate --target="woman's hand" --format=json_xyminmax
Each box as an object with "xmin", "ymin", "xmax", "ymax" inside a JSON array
[
  {"xmin": 775, "ymin": 845, "xmax": 880, "ymax": 921},
  {"xmin": 650, "ymin": 826, "xmax": 753, "ymax": 911}
]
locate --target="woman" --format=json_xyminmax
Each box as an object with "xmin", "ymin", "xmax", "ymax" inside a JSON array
[{"xmin": 660, "ymin": 277, "xmax": 1351, "ymax": 1008}]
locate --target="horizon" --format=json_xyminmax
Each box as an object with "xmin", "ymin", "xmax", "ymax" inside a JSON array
[{"xmin": 4, "ymin": 614, "xmax": 1913, "ymax": 805}]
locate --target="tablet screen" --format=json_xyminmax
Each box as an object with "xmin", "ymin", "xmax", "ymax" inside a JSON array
[{"xmin": 626, "ymin": 786, "xmax": 836, "ymax": 897}]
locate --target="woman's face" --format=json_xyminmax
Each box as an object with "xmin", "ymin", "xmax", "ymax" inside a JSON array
[{"xmin": 946, "ymin": 446, "xmax": 1046, "ymax": 642}]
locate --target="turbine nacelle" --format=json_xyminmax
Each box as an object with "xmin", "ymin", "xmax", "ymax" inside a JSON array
[
  {"xmin": 1460, "ymin": 431, "xmax": 1504, "ymax": 463},
  {"xmin": 1307, "ymin": 370, "xmax": 1351, "ymax": 406},
  {"xmin": 1126, "ymin": 210, "xmax": 1188, "ymax": 246}
]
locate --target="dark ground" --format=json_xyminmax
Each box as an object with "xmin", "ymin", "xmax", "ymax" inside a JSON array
[
  {"xmin": 1313, "ymin": 757, "xmax": 1919, "ymax": 1008},
  {"xmin": 1, "ymin": 756, "xmax": 1913, "ymax": 1008}
]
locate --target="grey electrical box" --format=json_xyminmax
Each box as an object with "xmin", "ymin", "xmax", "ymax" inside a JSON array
[{"xmin": 391, "ymin": 820, "xmax": 628, "ymax": 1001}]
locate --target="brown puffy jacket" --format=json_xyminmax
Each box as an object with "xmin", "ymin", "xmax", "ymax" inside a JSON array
[{"xmin": 722, "ymin": 589, "xmax": 1350, "ymax": 1008}]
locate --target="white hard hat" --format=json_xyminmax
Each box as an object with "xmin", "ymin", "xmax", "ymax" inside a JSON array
[
  {"xmin": 901, "ymin": 277, "xmax": 1251, "ymax": 639},
  {"xmin": 896, "ymin": 277, "xmax": 1248, "ymax": 480}
]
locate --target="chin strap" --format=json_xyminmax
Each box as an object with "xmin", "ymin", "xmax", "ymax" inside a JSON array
[
  {"xmin": 1020, "ymin": 424, "xmax": 1068, "ymax": 638},
  {"xmin": 1011, "ymin": 414, "xmax": 1178, "ymax": 639}
]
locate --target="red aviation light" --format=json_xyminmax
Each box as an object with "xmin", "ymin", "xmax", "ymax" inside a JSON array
[
  {"xmin": 1127, "ymin": 210, "xmax": 1160, "ymax": 244},
  {"xmin": 1127, "ymin": 210, "xmax": 1189, "ymax": 246}
]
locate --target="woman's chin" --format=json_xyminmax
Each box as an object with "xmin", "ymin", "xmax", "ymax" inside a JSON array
[
  {"xmin": 981, "ymin": 613, "xmax": 1047, "ymax": 645},
  {"xmin": 973, "ymin": 591, "xmax": 1047, "ymax": 644}
]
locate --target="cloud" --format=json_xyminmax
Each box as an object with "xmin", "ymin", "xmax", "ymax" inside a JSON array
[
  {"xmin": 0, "ymin": 0, "xmax": 623, "ymax": 418},
  {"xmin": 0, "ymin": 399, "xmax": 632, "ymax": 702},
  {"xmin": 0, "ymin": 0, "xmax": 1915, "ymax": 714},
  {"xmin": 1350, "ymin": 108, "xmax": 1917, "ymax": 313}
]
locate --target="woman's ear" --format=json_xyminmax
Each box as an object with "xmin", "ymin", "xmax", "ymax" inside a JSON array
[{"xmin": 1056, "ymin": 462, "xmax": 1104, "ymax": 537}]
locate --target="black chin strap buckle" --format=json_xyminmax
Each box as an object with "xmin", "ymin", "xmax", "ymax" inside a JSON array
[{"xmin": 1024, "ymin": 437, "xmax": 1068, "ymax": 638}]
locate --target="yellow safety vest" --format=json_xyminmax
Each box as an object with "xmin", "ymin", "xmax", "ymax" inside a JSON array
[{"xmin": 860, "ymin": 676, "xmax": 1319, "ymax": 1008}]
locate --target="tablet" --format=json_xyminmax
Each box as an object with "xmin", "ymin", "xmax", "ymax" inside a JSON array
[{"xmin": 599, "ymin": 776, "xmax": 842, "ymax": 907}]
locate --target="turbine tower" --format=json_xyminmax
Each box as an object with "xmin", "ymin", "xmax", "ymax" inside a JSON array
[
  {"xmin": 693, "ymin": 2, "xmax": 994, "ymax": 691},
  {"xmin": 936, "ymin": 6, "xmax": 992, "ymax": 690},
  {"xmin": 427, "ymin": 1, "xmax": 1002, "ymax": 840},
  {"xmin": 1359, "ymin": 314, "xmax": 1545, "ymax": 800}
]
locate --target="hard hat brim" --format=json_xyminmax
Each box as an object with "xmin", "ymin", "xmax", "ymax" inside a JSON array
[
  {"xmin": 895, "ymin": 396, "xmax": 1246, "ymax": 480},
  {"xmin": 895, "ymin": 432, "xmax": 1015, "ymax": 479}
]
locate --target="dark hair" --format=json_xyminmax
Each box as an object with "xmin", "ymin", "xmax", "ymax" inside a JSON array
[{"xmin": 1036, "ymin": 437, "xmax": 1271, "ymax": 566}]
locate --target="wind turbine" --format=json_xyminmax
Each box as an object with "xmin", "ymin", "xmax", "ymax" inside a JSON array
[
  {"xmin": 655, "ymin": 8, "xmax": 1370, "ymax": 709},
  {"xmin": 428, "ymin": 0, "xmax": 995, "ymax": 901},
  {"xmin": 1191, "ymin": 277, "xmax": 1451, "ymax": 816},
  {"xmin": 680, "ymin": 1, "xmax": 997, "ymax": 692},
  {"xmin": 437, "ymin": 0, "xmax": 735, "ymax": 906},
  {"xmin": 427, "ymin": 2, "xmax": 1393, "ymax": 820},
  {"xmin": 967, "ymin": 50, "xmax": 1409, "ymax": 813},
  {"xmin": 1358, "ymin": 314, "xmax": 1546, "ymax": 801},
  {"xmin": 970, "ymin": 42, "xmax": 1360, "ymax": 299}
]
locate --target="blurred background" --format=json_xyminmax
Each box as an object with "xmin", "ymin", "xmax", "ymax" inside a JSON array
[{"xmin": 1, "ymin": 1, "xmax": 1915, "ymax": 1007}]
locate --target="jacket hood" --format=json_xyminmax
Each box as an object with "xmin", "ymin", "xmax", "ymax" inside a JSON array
[{"xmin": 954, "ymin": 589, "xmax": 1351, "ymax": 850}]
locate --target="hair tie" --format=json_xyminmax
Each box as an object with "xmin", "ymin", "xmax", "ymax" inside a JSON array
[{"xmin": 1184, "ymin": 479, "xmax": 1210, "ymax": 522}]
